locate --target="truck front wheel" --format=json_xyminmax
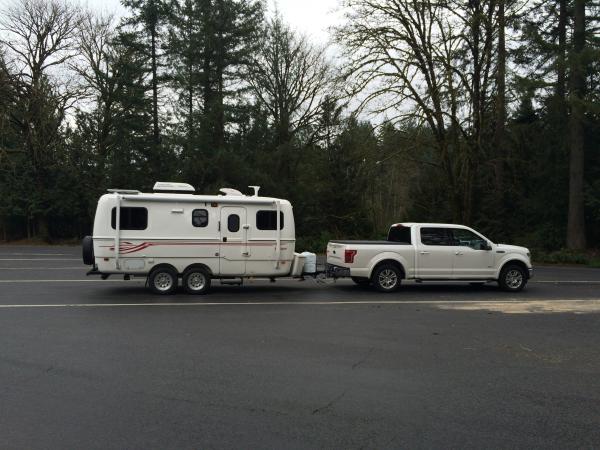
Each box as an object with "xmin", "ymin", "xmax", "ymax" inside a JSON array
[
  {"xmin": 498, "ymin": 264, "xmax": 528, "ymax": 292},
  {"xmin": 372, "ymin": 264, "xmax": 402, "ymax": 293}
]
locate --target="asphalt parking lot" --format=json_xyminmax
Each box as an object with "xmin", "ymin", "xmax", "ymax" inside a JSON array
[{"xmin": 1, "ymin": 246, "xmax": 600, "ymax": 449}]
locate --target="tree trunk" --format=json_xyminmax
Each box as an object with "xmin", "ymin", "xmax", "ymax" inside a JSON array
[
  {"xmin": 494, "ymin": 0, "xmax": 506, "ymax": 196},
  {"xmin": 566, "ymin": 0, "xmax": 586, "ymax": 249},
  {"xmin": 37, "ymin": 216, "xmax": 50, "ymax": 242},
  {"xmin": 150, "ymin": 20, "xmax": 160, "ymax": 146}
]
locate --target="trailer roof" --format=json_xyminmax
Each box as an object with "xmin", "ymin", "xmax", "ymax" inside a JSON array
[{"xmin": 105, "ymin": 191, "xmax": 289, "ymax": 206}]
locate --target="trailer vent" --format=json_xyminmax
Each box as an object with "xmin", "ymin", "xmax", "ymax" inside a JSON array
[
  {"xmin": 219, "ymin": 188, "xmax": 244, "ymax": 196},
  {"xmin": 153, "ymin": 182, "xmax": 195, "ymax": 192}
]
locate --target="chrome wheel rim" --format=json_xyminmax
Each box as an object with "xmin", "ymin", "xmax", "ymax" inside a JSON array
[
  {"xmin": 187, "ymin": 272, "xmax": 206, "ymax": 291},
  {"xmin": 505, "ymin": 269, "xmax": 523, "ymax": 289},
  {"xmin": 378, "ymin": 269, "xmax": 398, "ymax": 290},
  {"xmin": 154, "ymin": 272, "xmax": 174, "ymax": 291}
]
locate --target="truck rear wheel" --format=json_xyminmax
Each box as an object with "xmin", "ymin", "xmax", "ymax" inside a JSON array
[
  {"xmin": 148, "ymin": 267, "xmax": 178, "ymax": 295},
  {"xmin": 183, "ymin": 269, "xmax": 211, "ymax": 295},
  {"xmin": 372, "ymin": 264, "xmax": 401, "ymax": 293}
]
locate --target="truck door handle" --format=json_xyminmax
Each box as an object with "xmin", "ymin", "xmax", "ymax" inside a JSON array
[
  {"xmin": 222, "ymin": 237, "xmax": 227, "ymax": 242},
  {"xmin": 420, "ymin": 251, "xmax": 430, "ymax": 255},
  {"xmin": 455, "ymin": 251, "xmax": 463, "ymax": 255}
]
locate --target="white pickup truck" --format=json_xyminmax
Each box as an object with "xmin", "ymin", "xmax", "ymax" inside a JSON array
[{"xmin": 326, "ymin": 223, "xmax": 532, "ymax": 292}]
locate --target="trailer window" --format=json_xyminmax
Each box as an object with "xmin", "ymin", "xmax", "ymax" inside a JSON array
[
  {"xmin": 192, "ymin": 209, "xmax": 208, "ymax": 227},
  {"xmin": 228, "ymin": 214, "xmax": 240, "ymax": 232},
  {"xmin": 420, "ymin": 227, "xmax": 452, "ymax": 246},
  {"xmin": 256, "ymin": 211, "xmax": 284, "ymax": 230},
  {"xmin": 111, "ymin": 207, "xmax": 147, "ymax": 230}
]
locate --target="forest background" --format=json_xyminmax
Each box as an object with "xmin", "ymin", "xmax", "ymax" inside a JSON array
[{"xmin": 0, "ymin": 0, "xmax": 599, "ymax": 263}]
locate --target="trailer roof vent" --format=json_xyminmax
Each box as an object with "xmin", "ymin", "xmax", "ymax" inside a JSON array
[
  {"xmin": 219, "ymin": 188, "xmax": 244, "ymax": 196},
  {"xmin": 153, "ymin": 182, "xmax": 195, "ymax": 193}
]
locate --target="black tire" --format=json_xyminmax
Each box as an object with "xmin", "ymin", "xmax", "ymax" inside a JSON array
[
  {"xmin": 351, "ymin": 276, "xmax": 370, "ymax": 286},
  {"xmin": 82, "ymin": 236, "xmax": 94, "ymax": 265},
  {"xmin": 498, "ymin": 264, "xmax": 528, "ymax": 292},
  {"xmin": 182, "ymin": 269, "xmax": 211, "ymax": 295},
  {"xmin": 371, "ymin": 264, "xmax": 402, "ymax": 293},
  {"xmin": 148, "ymin": 267, "xmax": 178, "ymax": 295}
]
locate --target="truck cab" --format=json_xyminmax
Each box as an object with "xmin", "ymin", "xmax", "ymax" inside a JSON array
[{"xmin": 327, "ymin": 223, "xmax": 532, "ymax": 292}]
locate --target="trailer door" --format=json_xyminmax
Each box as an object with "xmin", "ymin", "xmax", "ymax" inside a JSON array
[{"xmin": 220, "ymin": 206, "xmax": 247, "ymax": 275}]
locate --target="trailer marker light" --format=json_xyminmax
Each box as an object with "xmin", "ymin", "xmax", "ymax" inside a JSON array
[{"xmin": 344, "ymin": 249, "xmax": 357, "ymax": 263}]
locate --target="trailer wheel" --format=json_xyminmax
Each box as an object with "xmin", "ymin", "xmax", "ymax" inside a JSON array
[
  {"xmin": 351, "ymin": 276, "xmax": 370, "ymax": 286},
  {"xmin": 183, "ymin": 269, "xmax": 211, "ymax": 295},
  {"xmin": 372, "ymin": 264, "xmax": 401, "ymax": 293},
  {"xmin": 148, "ymin": 267, "xmax": 178, "ymax": 295}
]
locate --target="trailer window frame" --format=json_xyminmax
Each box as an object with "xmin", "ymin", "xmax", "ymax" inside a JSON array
[
  {"xmin": 111, "ymin": 207, "xmax": 148, "ymax": 231},
  {"xmin": 256, "ymin": 210, "xmax": 284, "ymax": 230},
  {"xmin": 227, "ymin": 214, "xmax": 240, "ymax": 232},
  {"xmin": 192, "ymin": 209, "xmax": 209, "ymax": 228}
]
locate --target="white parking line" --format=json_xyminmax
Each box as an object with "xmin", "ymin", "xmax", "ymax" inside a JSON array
[
  {"xmin": 0, "ymin": 299, "xmax": 598, "ymax": 309},
  {"xmin": 0, "ymin": 258, "xmax": 81, "ymax": 261},
  {"xmin": 0, "ymin": 267, "xmax": 85, "ymax": 270},
  {"xmin": 0, "ymin": 253, "xmax": 71, "ymax": 256},
  {"xmin": 0, "ymin": 279, "xmax": 134, "ymax": 282},
  {"xmin": 0, "ymin": 278, "xmax": 599, "ymax": 284},
  {"xmin": 532, "ymin": 280, "xmax": 600, "ymax": 283}
]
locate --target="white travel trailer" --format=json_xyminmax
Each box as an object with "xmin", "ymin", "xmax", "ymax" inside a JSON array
[{"xmin": 83, "ymin": 182, "xmax": 313, "ymax": 294}]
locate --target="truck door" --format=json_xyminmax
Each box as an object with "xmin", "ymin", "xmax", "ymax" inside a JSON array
[
  {"xmin": 416, "ymin": 227, "xmax": 454, "ymax": 278},
  {"xmin": 448, "ymin": 228, "xmax": 495, "ymax": 279},
  {"xmin": 220, "ymin": 207, "xmax": 247, "ymax": 275}
]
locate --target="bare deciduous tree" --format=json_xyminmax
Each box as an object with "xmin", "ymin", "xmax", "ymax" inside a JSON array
[
  {"xmin": 0, "ymin": 0, "xmax": 82, "ymax": 238},
  {"xmin": 336, "ymin": 0, "xmax": 499, "ymax": 223},
  {"xmin": 248, "ymin": 16, "xmax": 334, "ymax": 147}
]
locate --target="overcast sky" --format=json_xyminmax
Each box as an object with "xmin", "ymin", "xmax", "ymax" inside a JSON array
[{"xmin": 84, "ymin": 0, "xmax": 342, "ymax": 45}]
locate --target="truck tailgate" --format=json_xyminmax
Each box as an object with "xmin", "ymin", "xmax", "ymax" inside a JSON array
[{"xmin": 326, "ymin": 241, "xmax": 347, "ymax": 265}]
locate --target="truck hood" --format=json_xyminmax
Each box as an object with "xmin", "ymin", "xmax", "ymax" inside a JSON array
[{"xmin": 496, "ymin": 244, "xmax": 529, "ymax": 255}]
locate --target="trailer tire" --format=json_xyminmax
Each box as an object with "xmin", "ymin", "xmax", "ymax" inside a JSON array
[
  {"xmin": 351, "ymin": 276, "xmax": 370, "ymax": 286},
  {"xmin": 148, "ymin": 267, "xmax": 178, "ymax": 295},
  {"xmin": 372, "ymin": 264, "xmax": 402, "ymax": 293},
  {"xmin": 82, "ymin": 236, "xmax": 94, "ymax": 265},
  {"xmin": 183, "ymin": 268, "xmax": 211, "ymax": 295}
]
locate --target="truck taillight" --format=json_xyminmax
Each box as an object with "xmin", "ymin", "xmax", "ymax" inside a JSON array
[{"xmin": 344, "ymin": 249, "xmax": 357, "ymax": 263}]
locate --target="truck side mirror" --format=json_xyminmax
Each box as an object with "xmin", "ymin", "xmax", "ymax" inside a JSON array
[{"xmin": 484, "ymin": 242, "xmax": 492, "ymax": 251}]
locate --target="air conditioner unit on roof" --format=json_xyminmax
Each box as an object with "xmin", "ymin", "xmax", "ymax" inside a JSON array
[{"xmin": 153, "ymin": 182, "xmax": 195, "ymax": 192}]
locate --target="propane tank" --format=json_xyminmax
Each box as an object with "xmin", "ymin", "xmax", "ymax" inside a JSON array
[{"xmin": 300, "ymin": 251, "xmax": 317, "ymax": 274}]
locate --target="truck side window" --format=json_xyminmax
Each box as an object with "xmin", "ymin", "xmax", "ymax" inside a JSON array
[
  {"xmin": 451, "ymin": 228, "xmax": 487, "ymax": 250},
  {"xmin": 388, "ymin": 226, "xmax": 411, "ymax": 243},
  {"xmin": 192, "ymin": 209, "xmax": 208, "ymax": 227},
  {"xmin": 256, "ymin": 210, "xmax": 284, "ymax": 230},
  {"xmin": 111, "ymin": 207, "xmax": 148, "ymax": 230},
  {"xmin": 228, "ymin": 214, "xmax": 240, "ymax": 232},
  {"xmin": 420, "ymin": 227, "xmax": 452, "ymax": 246}
]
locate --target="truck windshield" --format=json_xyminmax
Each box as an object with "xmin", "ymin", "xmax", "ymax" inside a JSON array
[{"xmin": 388, "ymin": 226, "xmax": 411, "ymax": 244}]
